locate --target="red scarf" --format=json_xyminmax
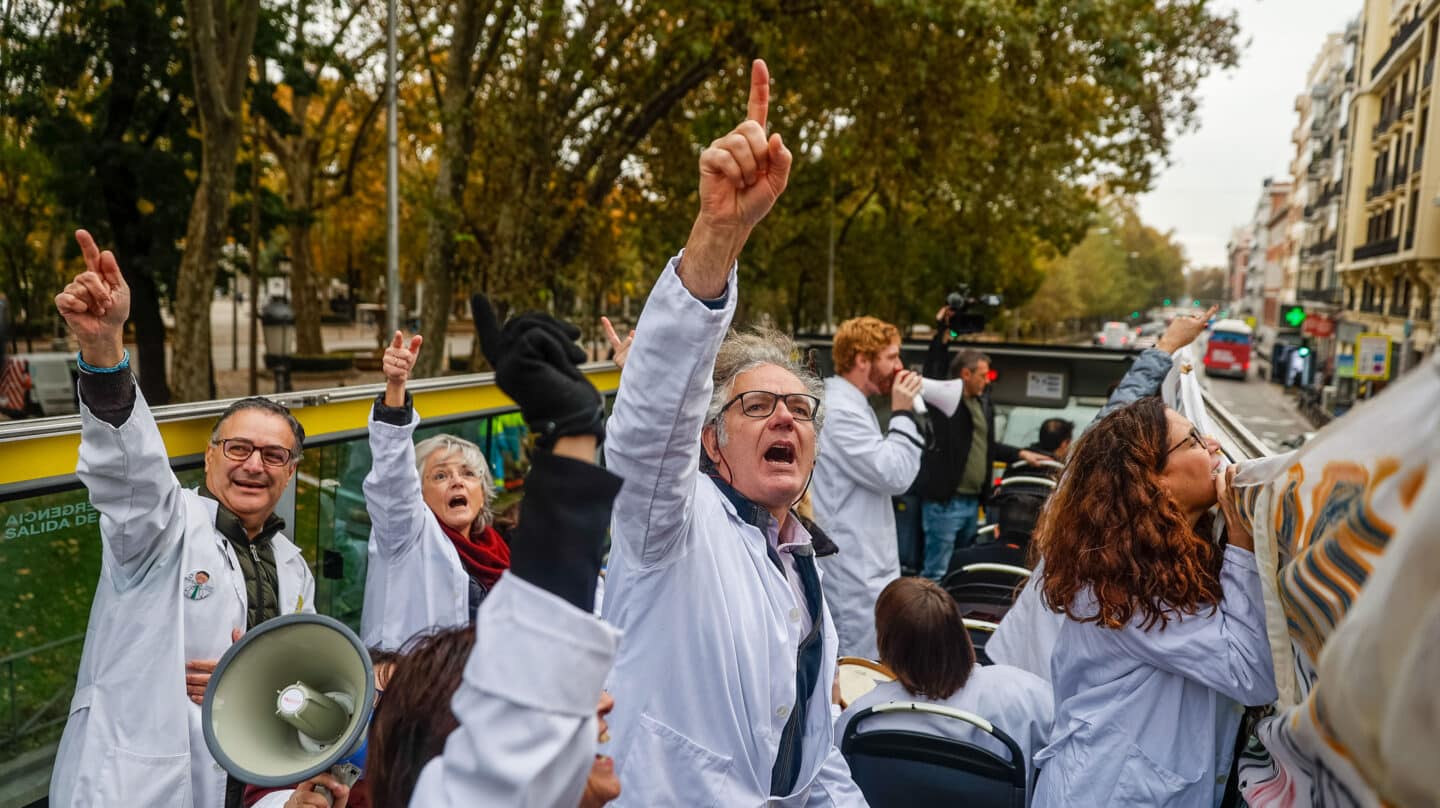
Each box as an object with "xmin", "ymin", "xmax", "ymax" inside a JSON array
[{"xmin": 438, "ymin": 519, "xmax": 510, "ymax": 590}]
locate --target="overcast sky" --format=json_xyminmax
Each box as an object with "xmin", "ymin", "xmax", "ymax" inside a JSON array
[{"xmin": 1138, "ymin": 0, "xmax": 1363, "ymax": 268}]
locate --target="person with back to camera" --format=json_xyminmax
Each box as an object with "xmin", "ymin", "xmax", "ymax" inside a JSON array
[
  {"xmin": 49, "ymin": 230, "xmax": 316, "ymax": 808},
  {"xmin": 835, "ymin": 576, "xmax": 1053, "ymax": 804},
  {"xmin": 359, "ymin": 329, "xmax": 510, "ymax": 651},
  {"xmin": 1030, "ymin": 395, "xmax": 1276, "ymax": 807},
  {"xmin": 987, "ymin": 306, "xmax": 1219, "ymax": 682},
  {"xmin": 599, "ymin": 59, "xmax": 867, "ymax": 806},
  {"xmin": 812, "ymin": 315, "xmax": 925, "ymax": 660}
]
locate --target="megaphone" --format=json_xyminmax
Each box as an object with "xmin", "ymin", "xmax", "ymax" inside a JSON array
[
  {"xmin": 919, "ymin": 377, "xmax": 967, "ymax": 417},
  {"xmin": 202, "ymin": 614, "xmax": 375, "ymax": 803}
]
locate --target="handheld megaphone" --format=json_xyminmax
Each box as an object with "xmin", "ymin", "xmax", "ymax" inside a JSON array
[
  {"xmin": 920, "ymin": 377, "xmax": 967, "ymax": 417},
  {"xmin": 202, "ymin": 613, "xmax": 375, "ymax": 804}
]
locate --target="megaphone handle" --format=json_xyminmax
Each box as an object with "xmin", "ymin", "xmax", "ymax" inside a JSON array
[
  {"xmin": 314, "ymin": 762, "xmax": 362, "ymax": 806},
  {"xmin": 912, "ymin": 395, "xmax": 926, "ymax": 415}
]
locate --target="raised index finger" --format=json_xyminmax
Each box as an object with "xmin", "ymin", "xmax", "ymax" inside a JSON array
[
  {"xmin": 746, "ymin": 59, "xmax": 769, "ymax": 128},
  {"xmin": 75, "ymin": 230, "xmax": 101, "ymax": 273}
]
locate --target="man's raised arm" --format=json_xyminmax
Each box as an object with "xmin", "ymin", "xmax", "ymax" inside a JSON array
[
  {"xmin": 676, "ymin": 59, "xmax": 792, "ymax": 298},
  {"xmin": 604, "ymin": 59, "xmax": 793, "ymax": 568},
  {"xmin": 57, "ymin": 230, "xmax": 186, "ymax": 584}
]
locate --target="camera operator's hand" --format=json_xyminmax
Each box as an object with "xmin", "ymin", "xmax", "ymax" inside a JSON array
[
  {"xmin": 935, "ymin": 306, "xmax": 954, "ymax": 344},
  {"xmin": 890, "ymin": 370, "xmax": 922, "ymax": 412},
  {"xmin": 472, "ymin": 295, "xmax": 604, "ymax": 449}
]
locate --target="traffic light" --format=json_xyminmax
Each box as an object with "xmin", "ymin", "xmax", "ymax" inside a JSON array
[
  {"xmin": 1297, "ymin": 346, "xmax": 1311, "ymax": 358},
  {"xmin": 1283, "ymin": 306, "xmax": 1307, "ymax": 328},
  {"xmin": 1163, "ymin": 298, "xmax": 1172, "ymax": 306},
  {"xmin": 1192, "ymin": 299, "xmax": 1202, "ymax": 306},
  {"xmin": 1130, "ymin": 311, "xmax": 1140, "ymax": 319}
]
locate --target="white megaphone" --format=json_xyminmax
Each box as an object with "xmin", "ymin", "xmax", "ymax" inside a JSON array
[
  {"xmin": 917, "ymin": 377, "xmax": 967, "ymax": 417},
  {"xmin": 202, "ymin": 613, "xmax": 375, "ymax": 805}
]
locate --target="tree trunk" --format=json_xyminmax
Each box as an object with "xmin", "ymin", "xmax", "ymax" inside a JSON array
[
  {"xmin": 413, "ymin": 0, "xmax": 487, "ymax": 378},
  {"xmin": 174, "ymin": 0, "xmax": 260, "ymax": 402},
  {"xmin": 173, "ymin": 134, "xmax": 241, "ymax": 401},
  {"xmin": 286, "ymin": 154, "xmax": 324, "ymax": 355}
]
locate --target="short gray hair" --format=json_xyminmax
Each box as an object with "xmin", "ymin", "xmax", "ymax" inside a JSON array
[
  {"xmin": 413, "ymin": 434, "xmax": 496, "ymax": 529},
  {"xmin": 704, "ymin": 327, "xmax": 825, "ymax": 449},
  {"xmin": 949, "ymin": 349, "xmax": 990, "ymax": 379}
]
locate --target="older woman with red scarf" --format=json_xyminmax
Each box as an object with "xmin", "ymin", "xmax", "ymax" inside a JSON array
[{"xmin": 359, "ymin": 332, "xmax": 511, "ymax": 651}]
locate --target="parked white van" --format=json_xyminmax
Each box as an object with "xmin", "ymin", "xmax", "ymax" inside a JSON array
[{"xmin": 15, "ymin": 353, "xmax": 80, "ymax": 416}]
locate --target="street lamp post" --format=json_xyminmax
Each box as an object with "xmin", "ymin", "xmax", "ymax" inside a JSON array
[{"xmin": 261, "ymin": 298, "xmax": 296, "ymax": 394}]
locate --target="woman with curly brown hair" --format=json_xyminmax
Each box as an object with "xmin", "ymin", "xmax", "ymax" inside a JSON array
[{"xmin": 1030, "ymin": 396, "xmax": 1276, "ymax": 808}]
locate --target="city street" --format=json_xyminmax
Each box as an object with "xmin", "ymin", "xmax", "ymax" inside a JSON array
[{"xmin": 1201, "ymin": 368, "xmax": 1313, "ymax": 452}]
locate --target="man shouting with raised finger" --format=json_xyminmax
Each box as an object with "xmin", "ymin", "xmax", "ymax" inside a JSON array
[{"xmin": 600, "ymin": 60, "xmax": 866, "ymax": 806}]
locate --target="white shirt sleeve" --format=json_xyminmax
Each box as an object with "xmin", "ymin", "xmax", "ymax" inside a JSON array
[
  {"xmin": 822, "ymin": 396, "xmax": 924, "ymax": 495},
  {"xmin": 408, "ymin": 573, "xmax": 621, "ymax": 807}
]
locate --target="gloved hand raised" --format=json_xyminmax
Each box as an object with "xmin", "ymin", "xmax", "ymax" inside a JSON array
[{"xmin": 472, "ymin": 295, "xmax": 604, "ymax": 449}]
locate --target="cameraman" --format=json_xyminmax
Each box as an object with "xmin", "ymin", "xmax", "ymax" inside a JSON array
[{"xmin": 914, "ymin": 306, "xmax": 1045, "ymax": 580}]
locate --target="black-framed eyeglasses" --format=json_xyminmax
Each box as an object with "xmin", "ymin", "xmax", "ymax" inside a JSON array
[
  {"xmin": 1166, "ymin": 425, "xmax": 1206, "ymax": 456},
  {"xmin": 212, "ymin": 438, "xmax": 295, "ymax": 467},
  {"xmin": 719, "ymin": 390, "xmax": 821, "ymax": 422}
]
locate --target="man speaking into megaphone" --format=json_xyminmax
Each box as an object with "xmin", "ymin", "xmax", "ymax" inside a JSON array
[{"xmin": 812, "ymin": 316, "xmax": 925, "ymax": 660}]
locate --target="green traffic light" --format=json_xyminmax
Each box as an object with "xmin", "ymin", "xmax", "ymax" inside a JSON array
[
  {"xmin": 1283, "ymin": 306, "xmax": 1307, "ymax": 328},
  {"xmin": 1192, "ymin": 299, "xmax": 1201, "ymax": 306},
  {"xmin": 1163, "ymin": 298, "xmax": 1172, "ymax": 306},
  {"xmin": 1130, "ymin": 311, "xmax": 1140, "ymax": 319},
  {"xmin": 1297, "ymin": 346, "xmax": 1311, "ymax": 357}
]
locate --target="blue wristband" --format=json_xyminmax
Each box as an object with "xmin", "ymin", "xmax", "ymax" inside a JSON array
[{"xmin": 77, "ymin": 349, "xmax": 130, "ymax": 375}]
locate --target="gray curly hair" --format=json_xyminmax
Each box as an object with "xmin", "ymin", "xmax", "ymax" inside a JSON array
[
  {"xmin": 703, "ymin": 327, "xmax": 825, "ymax": 450},
  {"xmin": 414, "ymin": 434, "xmax": 496, "ymax": 529}
]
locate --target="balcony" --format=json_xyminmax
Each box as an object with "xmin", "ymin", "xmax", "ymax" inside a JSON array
[
  {"xmin": 1373, "ymin": 107, "xmax": 1398, "ymax": 140},
  {"xmin": 1366, "ymin": 176, "xmax": 1390, "ymax": 200},
  {"xmin": 1297, "ymin": 286, "xmax": 1344, "ymax": 306},
  {"xmin": 1354, "ymin": 236, "xmax": 1401, "ymax": 260},
  {"xmin": 1302, "ymin": 235, "xmax": 1338, "ymax": 259},
  {"xmin": 1401, "ymin": 91, "xmax": 1417, "ymax": 116},
  {"xmin": 1395, "ymin": 165, "xmax": 1410, "ymax": 186},
  {"xmin": 1427, "ymin": 62, "xmax": 1435, "ymax": 88},
  {"xmin": 1308, "ymin": 162, "xmax": 1326, "ymax": 179},
  {"xmin": 1371, "ymin": 14, "xmax": 1425, "ymax": 80}
]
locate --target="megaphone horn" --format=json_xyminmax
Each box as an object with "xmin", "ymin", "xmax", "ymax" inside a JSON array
[
  {"xmin": 920, "ymin": 377, "xmax": 967, "ymax": 417},
  {"xmin": 202, "ymin": 613, "xmax": 375, "ymax": 794}
]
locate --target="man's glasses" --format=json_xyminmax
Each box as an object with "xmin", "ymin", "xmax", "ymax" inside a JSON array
[
  {"xmin": 212, "ymin": 438, "xmax": 295, "ymax": 467},
  {"xmin": 719, "ymin": 391, "xmax": 821, "ymax": 422}
]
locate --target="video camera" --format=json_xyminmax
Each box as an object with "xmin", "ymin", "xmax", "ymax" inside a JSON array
[{"xmin": 944, "ymin": 287, "xmax": 1003, "ymax": 337}]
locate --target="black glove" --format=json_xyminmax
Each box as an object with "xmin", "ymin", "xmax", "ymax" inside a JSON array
[{"xmin": 472, "ymin": 295, "xmax": 604, "ymax": 449}]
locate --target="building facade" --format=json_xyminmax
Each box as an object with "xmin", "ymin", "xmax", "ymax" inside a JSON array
[{"xmin": 1339, "ymin": 0, "xmax": 1440, "ymax": 388}]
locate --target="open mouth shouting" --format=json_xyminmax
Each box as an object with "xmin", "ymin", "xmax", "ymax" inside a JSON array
[{"xmin": 763, "ymin": 440, "xmax": 797, "ymax": 466}]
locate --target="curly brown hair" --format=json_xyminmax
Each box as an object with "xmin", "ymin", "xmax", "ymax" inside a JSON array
[{"xmin": 1036, "ymin": 396, "xmax": 1222, "ymax": 631}]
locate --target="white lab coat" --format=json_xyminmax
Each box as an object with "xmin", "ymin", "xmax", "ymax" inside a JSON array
[
  {"xmin": 408, "ymin": 572, "xmax": 619, "ymax": 806},
  {"xmin": 987, "ymin": 561, "xmax": 1063, "ymax": 683},
  {"xmin": 601, "ymin": 256, "xmax": 868, "ymax": 807},
  {"xmin": 360, "ymin": 408, "xmax": 470, "ymax": 651},
  {"xmin": 813, "ymin": 376, "xmax": 923, "ymax": 659},
  {"xmin": 1033, "ymin": 546, "xmax": 1276, "ymax": 808},
  {"xmin": 835, "ymin": 666, "xmax": 1053, "ymax": 804},
  {"xmin": 49, "ymin": 390, "xmax": 315, "ymax": 808}
]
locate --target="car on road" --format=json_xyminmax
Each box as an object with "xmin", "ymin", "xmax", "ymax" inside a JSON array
[
  {"xmin": 1133, "ymin": 321, "xmax": 1166, "ymax": 350},
  {"xmin": 1095, "ymin": 321, "xmax": 1133, "ymax": 349}
]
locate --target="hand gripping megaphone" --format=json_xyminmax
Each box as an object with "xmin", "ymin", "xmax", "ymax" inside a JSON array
[{"xmin": 202, "ymin": 613, "xmax": 375, "ymax": 805}]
